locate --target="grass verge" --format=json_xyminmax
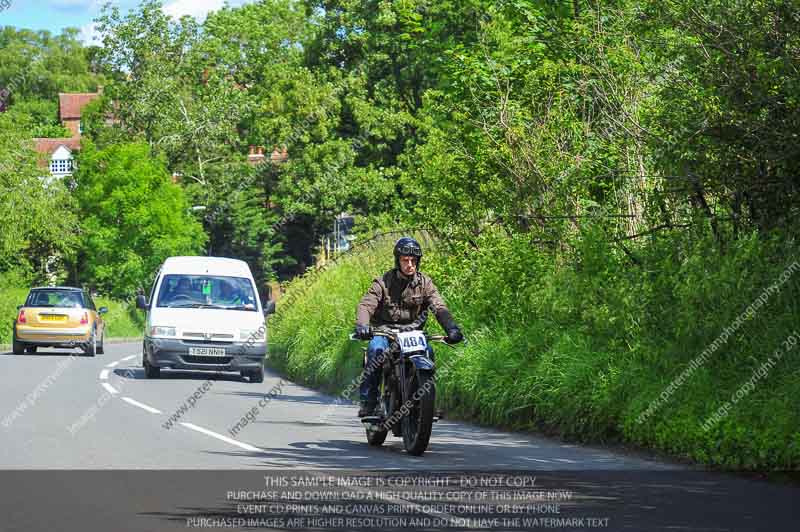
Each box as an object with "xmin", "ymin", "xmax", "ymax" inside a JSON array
[{"xmin": 269, "ymin": 229, "xmax": 800, "ymax": 470}]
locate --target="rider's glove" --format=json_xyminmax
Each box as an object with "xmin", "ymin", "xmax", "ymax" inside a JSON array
[
  {"xmin": 445, "ymin": 327, "xmax": 463, "ymax": 344},
  {"xmin": 355, "ymin": 324, "xmax": 372, "ymax": 340}
]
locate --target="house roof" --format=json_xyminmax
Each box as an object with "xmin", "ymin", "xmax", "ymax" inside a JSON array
[
  {"xmin": 58, "ymin": 92, "xmax": 100, "ymax": 120},
  {"xmin": 33, "ymin": 137, "xmax": 81, "ymax": 156}
]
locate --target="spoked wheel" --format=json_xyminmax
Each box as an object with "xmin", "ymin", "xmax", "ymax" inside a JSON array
[
  {"xmin": 388, "ymin": 386, "xmax": 402, "ymax": 437},
  {"xmin": 365, "ymin": 385, "xmax": 389, "ymax": 446},
  {"xmin": 402, "ymin": 368, "xmax": 435, "ymax": 456}
]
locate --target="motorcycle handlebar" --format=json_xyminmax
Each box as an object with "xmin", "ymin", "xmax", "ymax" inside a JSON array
[{"xmin": 349, "ymin": 329, "xmax": 466, "ymax": 346}]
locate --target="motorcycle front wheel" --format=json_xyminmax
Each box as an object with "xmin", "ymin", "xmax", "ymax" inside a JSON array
[{"xmin": 402, "ymin": 368, "xmax": 435, "ymax": 456}]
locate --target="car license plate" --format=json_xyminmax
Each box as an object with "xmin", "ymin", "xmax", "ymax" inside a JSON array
[
  {"xmin": 189, "ymin": 347, "xmax": 226, "ymax": 357},
  {"xmin": 40, "ymin": 314, "xmax": 67, "ymax": 321}
]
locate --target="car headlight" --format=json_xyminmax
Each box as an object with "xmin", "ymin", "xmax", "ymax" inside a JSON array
[
  {"xmin": 240, "ymin": 328, "xmax": 265, "ymax": 342},
  {"xmin": 150, "ymin": 326, "xmax": 176, "ymax": 338}
]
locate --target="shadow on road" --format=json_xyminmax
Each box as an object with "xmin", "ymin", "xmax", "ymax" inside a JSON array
[
  {"xmin": 0, "ymin": 349, "xmax": 85, "ymax": 357},
  {"xmin": 216, "ymin": 391, "xmax": 337, "ymax": 406},
  {"xmin": 134, "ymin": 469, "xmax": 799, "ymax": 532},
  {"xmin": 113, "ymin": 367, "xmax": 246, "ymax": 382}
]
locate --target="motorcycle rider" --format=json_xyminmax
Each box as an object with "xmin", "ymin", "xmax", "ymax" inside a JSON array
[{"xmin": 354, "ymin": 236, "xmax": 463, "ymax": 417}]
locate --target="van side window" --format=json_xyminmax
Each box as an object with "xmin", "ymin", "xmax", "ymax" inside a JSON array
[{"xmin": 149, "ymin": 275, "xmax": 160, "ymax": 304}]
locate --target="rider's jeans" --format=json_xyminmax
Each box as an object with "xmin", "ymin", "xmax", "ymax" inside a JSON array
[
  {"xmin": 359, "ymin": 335, "xmax": 435, "ymax": 403},
  {"xmin": 360, "ymin": 336, "xmax": 389, "ymax": 403}
]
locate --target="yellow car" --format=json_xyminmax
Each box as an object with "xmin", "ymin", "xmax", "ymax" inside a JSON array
[{"xmin": 12, "ymin": 287, "xmax": 107, "ymax": 356}]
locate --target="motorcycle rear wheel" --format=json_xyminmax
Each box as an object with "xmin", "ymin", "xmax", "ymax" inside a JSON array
[{"xmin": 365, "ymin": 392, "xmax": 390, "ymax": 446}]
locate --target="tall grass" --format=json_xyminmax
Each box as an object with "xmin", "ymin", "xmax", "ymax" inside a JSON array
[{"xmin": 269, "ymin": 229, "xmax": 800, "ymax": 469}]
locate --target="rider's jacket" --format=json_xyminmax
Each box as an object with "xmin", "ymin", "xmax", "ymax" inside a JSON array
[{"xmin": 356, "ymin": 268, "xmax": 455, "ymax": 330}]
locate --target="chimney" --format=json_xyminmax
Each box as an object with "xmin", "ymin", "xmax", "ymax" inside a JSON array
[
  {"xmin": 247, "ymin": 145, "xmax": 265, "ymax": 165},
  {"xmin": 270, "ymin": 145, "xmax": 288, "ymax": 164}
]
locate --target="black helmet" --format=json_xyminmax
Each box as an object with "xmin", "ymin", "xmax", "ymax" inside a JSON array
[{"xmin": 394, "ymin": 236, "xmax": 423, "ymax": 269}]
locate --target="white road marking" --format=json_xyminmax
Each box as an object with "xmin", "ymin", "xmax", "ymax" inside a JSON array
[
  {"xmin": 554, "ymin": 458, "xmax": 576, "ymax": 463},
  {"xmin": 179, "ymin": 422, "xmax": 262, "ymax": 453},
  {"xmin": 99, "ymin": 369, "xmax": 109, "ymax": 380},
  {"xmin": 122, "ymin": 397, "xmax": 162, "ymax": 414},
  {"xmin": 106, "ymin": 360, "xmax": 120, "ymax": 368},
  {"xmin": 102, "ymin": 383, "xmax": 118, "ymax": 395},
  {"xmin": 121, "ymin": 355, "xmax": 137, "ymax": 362}
]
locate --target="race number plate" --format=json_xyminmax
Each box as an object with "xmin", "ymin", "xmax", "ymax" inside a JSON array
[{"xmin": 397, "ymin": 331, "xmax": 427, "ymax": 354}]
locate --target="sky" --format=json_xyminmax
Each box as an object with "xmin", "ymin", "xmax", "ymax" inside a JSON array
[{"xmin": 0, "ymin": 0, "xmax": 255, "ymax": 44}]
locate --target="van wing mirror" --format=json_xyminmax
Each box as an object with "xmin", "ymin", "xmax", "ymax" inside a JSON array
[
  {"xmin": 135, "ymin": 294, "xmax": 149, "ymax": 310},
  {"xmin": 263, "ymin": 300, "xmax": 276, "ymax": 316}
]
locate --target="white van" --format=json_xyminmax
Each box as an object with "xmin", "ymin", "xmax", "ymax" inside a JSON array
[{"xmin": 136, "ymin": 256, "xmax": 275, "ymax": 383}]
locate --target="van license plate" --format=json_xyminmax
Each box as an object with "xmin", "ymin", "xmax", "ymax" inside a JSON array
[{"xmin": 189, "ymin": 347, "xmax": 226, "ymax": 357}]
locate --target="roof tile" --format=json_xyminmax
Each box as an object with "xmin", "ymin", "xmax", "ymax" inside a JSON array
[{"xmin": 58, "ymin": 92, "xmax": 100, "ymax": 120}]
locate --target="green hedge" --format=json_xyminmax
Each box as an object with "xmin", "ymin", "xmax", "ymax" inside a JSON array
[{"xmin": 269, "ymin": 229, "xmax": 800, "ymax": 470}]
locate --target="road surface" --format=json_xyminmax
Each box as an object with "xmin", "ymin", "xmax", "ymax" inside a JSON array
[{"xmin": 0, "ymin": 342, "xmax": 796, "ymax": 531}]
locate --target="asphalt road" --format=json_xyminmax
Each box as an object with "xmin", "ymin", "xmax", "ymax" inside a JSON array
[{"xmin": 1, "ymin": 342, "xmax": 797, "ymax": 532}]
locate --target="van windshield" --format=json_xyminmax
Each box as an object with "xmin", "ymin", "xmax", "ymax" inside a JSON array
[{"xmin": 156, "ymin": 274, "xmax": 258, "ymax": 311}]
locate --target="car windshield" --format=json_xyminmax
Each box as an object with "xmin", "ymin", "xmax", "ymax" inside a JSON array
[
  {"xmin": 155, "ymin": 274, "xmax": 257, "ymax": 311},
  {"xmin": 26, "ymin": 289, "xmax": 85, "ymax": 308}
]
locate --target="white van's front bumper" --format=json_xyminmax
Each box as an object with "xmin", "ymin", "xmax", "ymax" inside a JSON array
[{"xmin": 144, "ymin": 337, "xmax": 265, "ymax": 371}]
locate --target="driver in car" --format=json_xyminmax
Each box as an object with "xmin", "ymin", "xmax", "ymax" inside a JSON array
[
  {"xmin": 169, "ymin": 278, "xmax": 193, "ymax": 303},
  {"xmin": 353, "ymin": 237, "xmax": 463, "ymax": 417}
]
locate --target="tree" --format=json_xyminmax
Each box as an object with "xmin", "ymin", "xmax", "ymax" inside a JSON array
[
  {"xmin": 72, "ymin": 141, "xmax": 207, "ymax": 298},
  {"xmin": 0, "ymin": 113, "xmax": 79, "ymax": 283},
  {"xmin": 0, "ymin": 26, "xmax": 102, "ymax": 103}
]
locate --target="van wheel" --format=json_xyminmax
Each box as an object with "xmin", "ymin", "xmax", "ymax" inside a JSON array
[
  {"xmin": 144, "ymin": 358, "xmax": 160, "ymax": 379},
  {"xmin": 249, "ymin": 367, "xmax": 264, "ymax": 383}
]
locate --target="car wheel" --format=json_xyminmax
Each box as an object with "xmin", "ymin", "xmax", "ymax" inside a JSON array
[
  {"xmin": 25, "ymin": 346, "xmax": 38, "ymax": 354},
  {"xmin": 12, "ymin": 329, "xmax": 25, "ymax": 355},
  {"xmin": 97, "ymin": 332, "xmax": 105, "ymax": 354},
  {"xmin": 83, "ymin": 332, "xmax": 97, "ymax": 357}
]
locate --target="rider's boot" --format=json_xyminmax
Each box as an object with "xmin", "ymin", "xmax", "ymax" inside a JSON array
[{"xmin": 358, "ymin": 399, "xmax": 377, "ymax": 417}]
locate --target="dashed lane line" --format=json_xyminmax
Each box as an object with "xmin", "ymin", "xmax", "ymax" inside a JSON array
[
  {"xmin": 101, "ymin": 356, "xmax": 267, "ymax": 455},
  {"xmin": 122, "ymin": 397, "xmax": 162, "ymax": 414},
  {"xmin": 180, "ymin": 422, "xmax": 262, "ymax": 453}
]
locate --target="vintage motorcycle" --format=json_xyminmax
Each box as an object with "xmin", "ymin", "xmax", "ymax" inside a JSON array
[{"xmin": 350, "ymin": 326, "xmax": 458, "ymax": 456}]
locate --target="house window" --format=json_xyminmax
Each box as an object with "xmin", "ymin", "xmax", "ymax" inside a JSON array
[
  {"xmin": 79, "ymin": 121, "xmax": 83, "ymax": 135},
  {"xmin": 50, "ymin": 158, "xmax": 74, "ymax": 175}
]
